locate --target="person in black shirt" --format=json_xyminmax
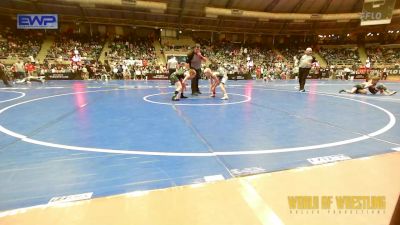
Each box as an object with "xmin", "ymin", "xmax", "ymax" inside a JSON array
[
  {"xmin": 0, "ymin": 63, "xmax": 12, "ymax": 87},
  {"xmin": 186, "ymin": 44, "xmax": 207, "ymax": 96}
]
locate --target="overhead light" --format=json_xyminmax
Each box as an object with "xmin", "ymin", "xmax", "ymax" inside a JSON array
[
  {"xmin": 230, "ymin": 9, "xmax": 244, "ymax": 16},
  {"xmin": 347, "ymin": 33, "xmax": 350, "ymax": 37},
  {"xmin": 122, "ymin": 0, "xmax": 137, "ymax": 6},
  {"xmin": 179, "ymin": 30, "xmax": 182, "ymax": 34},
  {"xmin": 205, "ymin": 14, "xmax": 218, "ymax": 18},
  {"xmin": 67, "ymin": 0, "xmax": 167, "ymax": 13},
  {"xmin": 397, "ymin": 31, "xmax": 400, "ymax": 33},
  {"xmin": 160, "ymin": 28, "xmax": 163, "ymax": 31},
  {"xmin": 310, "ymin": 14, "xmax": 321, "ymax": 19},
  {"xmin": 258, "ymin": 18, "xmax": 270, "ymax": 22}
]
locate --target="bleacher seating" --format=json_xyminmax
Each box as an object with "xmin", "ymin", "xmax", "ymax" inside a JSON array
[
  {"xmin": 46, "ymin": 33, "xmax": 104, "ymax": 62},
  {"xmin": 0, "ymin": 30, "xmax": 43, "ymax": 60}
]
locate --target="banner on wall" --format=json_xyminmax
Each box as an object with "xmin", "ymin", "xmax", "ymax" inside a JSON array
[
  {"xmin": 361, "ymin": 0, "xmax": 396, "ymax": 26},
  {"xmin": 17, "ymin": 14, "xmax": 58, "ymax": 29}
]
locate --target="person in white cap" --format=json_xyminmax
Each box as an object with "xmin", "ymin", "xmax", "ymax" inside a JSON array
[{"xmin": 298, "ymin": 47, "xmax": 317, "ymax": 92}]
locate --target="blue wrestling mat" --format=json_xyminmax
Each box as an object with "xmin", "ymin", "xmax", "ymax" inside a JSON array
[{"xmin": 0, "ymin": 79, "xmax": 399, "ymax": 211}]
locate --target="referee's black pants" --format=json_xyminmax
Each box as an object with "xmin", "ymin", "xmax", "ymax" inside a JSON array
[
  {"xmin": 191, "ymin": 68, "xmax": 202, "ymax": 94},
  {"xmin": 298, "ymin": 67, "xmax": 311, "ymax": 91}
]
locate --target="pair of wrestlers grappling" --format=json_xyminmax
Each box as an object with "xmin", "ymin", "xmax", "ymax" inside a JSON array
[
  {"xmin": 339, "ymin": 76, "xmax": 397, "ymax": 96},
  {"xmin": 170, "ymin": 65, "xmax": 228, "ymax": 101}
]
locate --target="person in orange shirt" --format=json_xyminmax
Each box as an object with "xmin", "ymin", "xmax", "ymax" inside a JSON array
[
  {"xmin": 256, "ymin": 66, "xmax": 261, "ymax": 79},
  {"xmin": 25, "ymin": 62, "xmax": 36, "ymax": 77},
  {"xmin": 16, "ymin": 62, "xmax": 45, "ymax": 84}
]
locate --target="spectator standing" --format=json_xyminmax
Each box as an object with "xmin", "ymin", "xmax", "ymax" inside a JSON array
[{"xmin": 167, "ymin": 56, "xmax": 178, "ymax": 78}]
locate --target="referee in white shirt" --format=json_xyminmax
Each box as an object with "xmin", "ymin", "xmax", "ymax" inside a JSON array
[
  {"xmin": 167, "ymin": 56, "xmax": 178, "ymax": 78},
  {"xmin": 298, "ymin": 47, "xmax": 317, "ymax": 92}
]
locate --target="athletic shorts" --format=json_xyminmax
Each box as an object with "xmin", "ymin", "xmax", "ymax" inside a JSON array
[
  {"xmin": 218, "ymin": 75, "xmax": 228, "ymax": 84},
  {"xmin": 368, "ymin": 86, "xmax": 378, "ymax": 94},
  {"xmin": 170, "ymin": 74, "xmax": 184, "ymax": 85},
  {"xmin": 353, "ymin": 84, "xmax": 364, "ymax": 89},
  {"xmin": 353, "ymin": 84, "xmax": 365, "ymax": 91},
  {"xmin": 352, "ymin": 84, "xmax": 367, "ymax": 94}
]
